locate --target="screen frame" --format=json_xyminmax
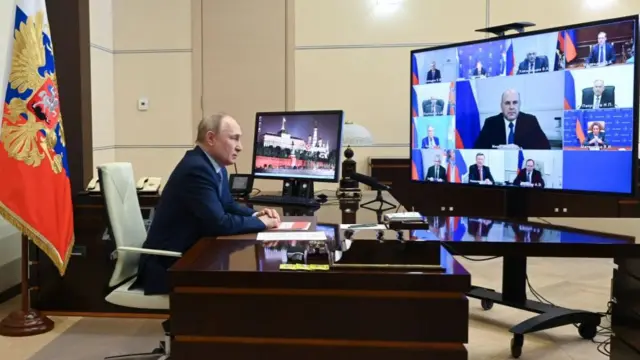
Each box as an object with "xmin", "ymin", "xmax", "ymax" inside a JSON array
[
  {"xmin": 251, "ymin": 110, "xmax": 345, "ymax": 183},
  {"xmin": 409, "ymin": 15, "xmax": 640, "ymax": 198}
]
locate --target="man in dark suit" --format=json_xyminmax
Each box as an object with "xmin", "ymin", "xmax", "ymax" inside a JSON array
[
  {"xmin": 474, "ymin": 89, "xmax": 551, "ymax": 150},
  {"xmin": 513, "ymin": 159, "xmax": 545, "ymax": 188},
  {"xmin": 467, "ymin": 153, "xmax": 494, "ymax": 185},
  {"xmin": 134, "ymin": 113, "xmax": 281, "ymax": 295},
  {"xmin": 580, "ymin": 80, "xmax": 614, "ymax": 109},
  {"xmin": 467, "ymin": 218, "xmax": 494, "ymax": 240},
  {"xmin": 588, "ymin": 32, "xmax": 616, "ymax": 65},
  {"xmin": 426, "ymin": 61, "xmax": 442, "ymax": 83},
  {"xmin": 471, "ymin": 60, "xmax": 487, "ymax": 77},
  {"xmin": 421, "ymin": 126, "xmax": 440, "ymax": 148},
  {"xmin": 425, "ymin": 154, "xmax": 447, "ymax": 182},
  {"xmin": 516, "ymin": 51, "xmax": 549, "ymax": 74},
  {"xmin": 422, "ymin": 98, "xmax": 444, "ymax": 116}
]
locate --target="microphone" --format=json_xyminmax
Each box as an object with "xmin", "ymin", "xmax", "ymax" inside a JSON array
[{"xmin": 349, "ymin": 172, "xmax": 391, "ymax": 191}]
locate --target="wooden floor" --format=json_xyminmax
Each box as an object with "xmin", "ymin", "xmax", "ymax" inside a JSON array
[{"xmin": 0, "ymin": 255, "xmax": 614, "ymax": 360}]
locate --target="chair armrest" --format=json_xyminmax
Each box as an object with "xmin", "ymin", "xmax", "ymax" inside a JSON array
[{"xmin": 118, "ymin": 246, "xmax": 182, "ymax": 258}]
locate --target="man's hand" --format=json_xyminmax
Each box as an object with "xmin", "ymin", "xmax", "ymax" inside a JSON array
[
  {"xmin": 259, "ymin": 215, "xmax": 280, "ymax": 229},
  {"xmin": 256, "ymin": 208, "xmax": 281, "ymax": 222}
]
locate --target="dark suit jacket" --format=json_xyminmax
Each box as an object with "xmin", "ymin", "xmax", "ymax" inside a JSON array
[
  {"xmin": 513, "ymin": 169, "xmax": 545, "ymax": 188},
  {"xmin": 588, "ymin": 43, "xmax": 616, "ymax": 64},
  {"xmin": 134, "ymin": 146, "xmax": 266, "ymax": 295},
  {"xmin": 468, "ymin": 164, "xmax": 494, "ymax": 184},
  {"xmin": 474, "ymin": 112, "xmax": 550, "ymax": 150},
  {"xmin": 426, "ymin": 165, "xmax": 447, "ymax": 182},
  {"xmin": 580, "ymin": 91, "xmax": 614, "ymax": 109},
  {"xmin": 516, "ymin": 58, "xmax": 549, "ymax": 74},
  {"xmin": 467, "ymin": 219, "xmax": 493, "ymax": 238},
  {"xmin": 471, "ymin": 67, "xmax": 486, "ymax": 76},
  {"xmin": 583, "ymin": 132, "xmax": 607, "ymax": 147},
  {"xmin": 421, "ymin": 136, "xmax": 440, "ymax": 148},
  {"xmin": 426, "ymin": 69, "xmax": 441, "ymax": 83}
]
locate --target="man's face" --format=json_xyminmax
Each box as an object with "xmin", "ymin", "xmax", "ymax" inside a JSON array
[
  {"xmin": 501, "ymin": 92, "xmax": 520, "ymax": 120},
  {"xmin": 434, "ymin": 157, "xmax": 441, "ymax": 165},
  {"xmin": 525, "ymin": 160, "xmax": 534, "ymax": 172},
  {"xmin": 427, "ymin": 127, "xmax": 434, "ymax": 137},
  {"xmin": 476, "ymin": 155, "xmax": 484, "ymax": 166},
  {"xmin": 476, "ymin": 61, "xmax": 482, "ymax": 69},
  {"xmin": 430, "ymin": 62, "xmax": 436, "ymax": 70},
  {"xmin": 598, "ymin": 33, "xmax": 606, "ymax": 45},
  {"xmin": 207, "ymin": 117, "xmax": 243, "ymax": 165},
  {"xmin": 527, "ymin": 51, "xmax": 536, "ymax": 62},
  {"xmin": 593, "ymin": 81, "xmax": 604, "ymax": 96}
]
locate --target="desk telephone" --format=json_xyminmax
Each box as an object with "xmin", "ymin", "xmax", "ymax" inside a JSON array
[{"xmin": 85, "ymin": 176, "xmax": 162, "ymax": 193}]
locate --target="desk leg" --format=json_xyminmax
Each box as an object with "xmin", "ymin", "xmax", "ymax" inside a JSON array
[{"xmin": 467, "ymin": 255, "xmax": 601, "ymax": 358}]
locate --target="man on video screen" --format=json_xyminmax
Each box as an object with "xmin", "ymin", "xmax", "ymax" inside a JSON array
[
  {"xmin": 580, "ymin": 80, "xmax": 614, "ymax": 109},
  {"xmin": 516, "ymin": 51, "xmax": 549, "ymax": 74},
  {"xmin": 473, "ymin": 89, "xmax": 550, "ymax": 150},
  {"xmin": 588, "ymin": 32, "xmax": 616, "ymax": 66},
  {"xmin": 426, "ymin": 61, "xmax": 442, "ymax": 83},
  {"xmin": 513, "ymin": 159, "xmax": 545, "ymax": 188}
]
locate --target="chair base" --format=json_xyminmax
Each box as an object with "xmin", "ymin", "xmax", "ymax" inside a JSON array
[{"xmin": 105, "ymin": 334, "xmax": 171, "ymax": 360}]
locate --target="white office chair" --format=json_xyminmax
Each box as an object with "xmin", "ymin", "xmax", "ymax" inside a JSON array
[{"xmin": 98, "ymin": 163, "xmax": 181, "ymax": 360}]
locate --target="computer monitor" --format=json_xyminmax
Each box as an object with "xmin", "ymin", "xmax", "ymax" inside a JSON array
[
  {"xmin": 409, "ymin": 15, "xmax": 639, "ymax": 197},
  {"xmin": 251, "ymin": 110, "xmax": 344, "ymax": 197}
]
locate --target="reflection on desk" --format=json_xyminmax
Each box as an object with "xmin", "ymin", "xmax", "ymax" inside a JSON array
[
  {"xmin": 170, "ymin": 222, "xmax": 471, "ymax": 359},
  {"xmin": 415, "ymin": 216, "xmax": 631, "ymax": 246}
]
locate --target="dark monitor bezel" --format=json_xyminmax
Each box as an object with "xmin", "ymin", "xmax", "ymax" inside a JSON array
[
  {"xmin": 409, "ymin": 14, "xmax": 640, "ymax": 198},
  {"xmin": 251, "ymin": 110, "xmax": 345, "ymax": 183}
]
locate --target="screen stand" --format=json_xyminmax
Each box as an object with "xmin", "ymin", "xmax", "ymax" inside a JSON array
[
  {"xmin": 504, "ymin": 188, "xmax": 529, "ymax": 222},
  {"xmin": 360, "ymin": 189, "xmax": 396, "ymax": 213}
]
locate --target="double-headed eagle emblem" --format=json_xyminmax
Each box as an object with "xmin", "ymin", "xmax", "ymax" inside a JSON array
[{"xmin": 1, "ymin": 11, "xmax": 66, "ymax": 174}]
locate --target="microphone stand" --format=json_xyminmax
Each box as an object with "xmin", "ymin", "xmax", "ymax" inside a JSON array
[{"xmin": 360, "ymin": 189, "xmax": 396, "ymax": 213}]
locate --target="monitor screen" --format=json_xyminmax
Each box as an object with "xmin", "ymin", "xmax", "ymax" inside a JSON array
[
  {"xmin": 410, "ymin": 16, "xmax": 638, "ymax": 195},
  {"xmin": 252, "ymin": 111, "xmax": 344, "ymax": 182}
]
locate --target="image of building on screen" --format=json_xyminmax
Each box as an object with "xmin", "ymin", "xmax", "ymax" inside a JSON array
[{"xmin": 254, "ymin": 115, "xmax": 340, "ymax": 179}]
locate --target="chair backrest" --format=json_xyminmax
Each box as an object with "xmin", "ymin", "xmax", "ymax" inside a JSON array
[{"xmin": 97, "ymin": 162, "xmax": 147, "ymax": 287}]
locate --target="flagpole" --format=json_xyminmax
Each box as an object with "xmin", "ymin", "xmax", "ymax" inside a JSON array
[{"xmin": 0, "ymin": 235, "xmax": 54, "ymax": 337}]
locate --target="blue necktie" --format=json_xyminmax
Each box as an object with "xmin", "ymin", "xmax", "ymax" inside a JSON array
[
  {"xmin": 216, "ymin": 168, "xmax": 225, "ymax": 196},
  {"xmin": 507, "ymin": 122, "xmax": 514, "ymax": 144},
  {"xmin": 599, "ymin": 46, "xmax": 604, "ymax": 63}
]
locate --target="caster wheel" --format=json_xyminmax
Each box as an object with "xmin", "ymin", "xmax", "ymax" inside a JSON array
[
  {"xmin": 578, "ymin": 322, "xmax": 598, "ymax": 340},
  {"xmin": 481, "ymin": 299, "xmax": 494, "ymax": 310},
  {"xmin": 510, "ymin": 334, "xmax": 523, "ymax": 358}
]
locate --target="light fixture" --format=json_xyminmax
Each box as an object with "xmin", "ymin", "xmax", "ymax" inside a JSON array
[
  {"xmin": 374, "ymin": 0, "xmax": 402, "ymax": 15},
  {"xmin": 340, "ymin": 121, "xmax": 373, "ymax": 190}
]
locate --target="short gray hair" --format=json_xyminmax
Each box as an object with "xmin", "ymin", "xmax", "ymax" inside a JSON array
[{"xmin": 196, "ymin": 112, "xmax": 230, "ymax": 142}]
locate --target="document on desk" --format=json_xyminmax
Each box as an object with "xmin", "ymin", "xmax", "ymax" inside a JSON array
[
  {"xmin": 257, "ymin": 231, "xmax": 327, "ymax": 241},
  {"xmin": 275, "ymin": 221, "xmax": 311, "ymax": 231}
]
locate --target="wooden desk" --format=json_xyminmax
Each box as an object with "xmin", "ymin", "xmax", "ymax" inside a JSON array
[{"xmin": 169, "ymin": 214, "xmax": 471, "ymax": 359}]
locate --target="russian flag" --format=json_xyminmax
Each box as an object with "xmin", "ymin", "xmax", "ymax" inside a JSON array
[
  {"xmin": 450, "ymin": 217, "xmax": 466, "ymax": 241},
  {"xmin": 454, "ymin": 81, "xmax": 481, "ymax": 149},
  {"xmin": 506, "ymin": 39, "xmax": 516, "ymax": 75},
  {"xmin": 446, "ymin": 81, "xmax": 456, "ymax": 115},
  {"xmin": 411, "ymin": 54, "xmax": 419, "ymax": 85},
  {"xmin": 517, "ymin": 149, "xmax": 524, "ymax": 174},
  {"xmin": 447, "ymin": 149, "xmax": 467, "ymax": 183},
  {"xmin": 564, "ymin": 29, "xmax": 577, "ymax": 62},
  {"xmin": 411, "ymin": 149, "xmax": 424, "ymax": 181}
]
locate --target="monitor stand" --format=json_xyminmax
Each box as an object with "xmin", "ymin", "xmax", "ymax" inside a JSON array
[{"xmin": 281, "ymin": 179, "xmax": 317, "ymax": 216}]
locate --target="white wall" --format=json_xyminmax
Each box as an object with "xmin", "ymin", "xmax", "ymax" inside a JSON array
[{"xmin": 0, "ymin": 1, "xmax": 21, "ymax": 295}]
